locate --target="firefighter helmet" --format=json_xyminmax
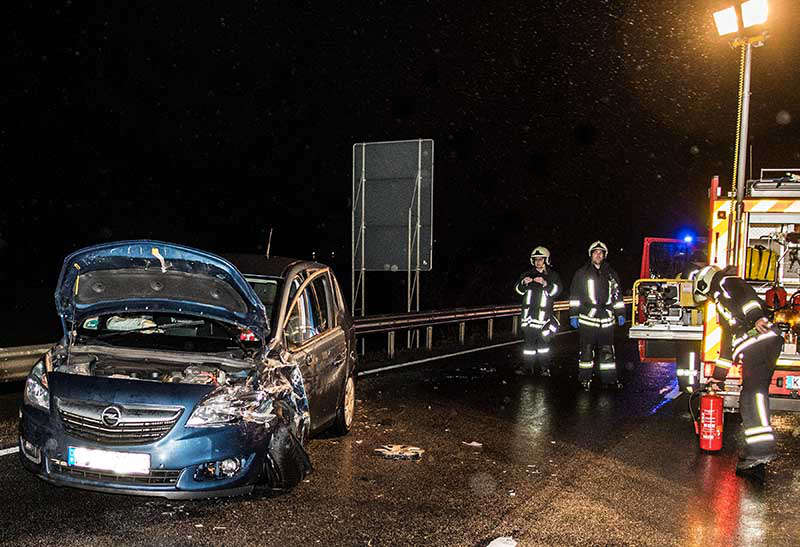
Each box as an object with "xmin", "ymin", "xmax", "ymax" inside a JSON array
[
  {"xmin": 692, "ymin": 265, "xmax": 720, "ymax": 303},
  {"xmin": 588, "ymin": 240, "xmax": 609, "ymax": 257},
  {"xmin": 530, "ymin": 246, "xmax": 551, "ymax": 265}
]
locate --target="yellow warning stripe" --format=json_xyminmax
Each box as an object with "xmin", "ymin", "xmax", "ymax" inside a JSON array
[{"xmin": 743, "ymin": 199, "xmax": 800, "ymax": 213}]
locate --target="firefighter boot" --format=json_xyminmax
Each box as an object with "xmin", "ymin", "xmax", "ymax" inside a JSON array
[
  {"xmin": 597, "ymin": 345, "xmax": 619, "ymax": 388},
  {"xmin": 580, "ymin": 379, "xmax": 592, "ymax": 391},
  {"xmin": 538, "ymin": 346, "xmax": 552, "ymax": 377},
  {"xmin": 736, "ymin": 454, "xmax": 777, "ymax": 473}
]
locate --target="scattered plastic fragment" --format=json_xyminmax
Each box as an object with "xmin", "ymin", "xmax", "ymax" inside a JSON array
[
  {"xmin": 487, "ymin": 537, "xmax": 517, "ymax": 547},
  {"xmin": 462, "ymin": 441, "xmax": 483, "ymax": 448},
  {"xmin": 374, "ymin": 445, "xmax": 424, "ymax": 460},
  {"xmin": 194, "ymin": 524, "xmax": 203, "ymax": 528}
]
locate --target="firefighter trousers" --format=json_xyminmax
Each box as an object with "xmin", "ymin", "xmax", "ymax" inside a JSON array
[
  {"xmin": 522, "ymin": 325, "xmax": 553, "ymax": 374},
  {"xmin": 578, "ymin": 324, "xmax": 617, "ymax": 384},
  {"xmin": 738, "ymin": 335, "xmax": 781, "ymax": 459}
]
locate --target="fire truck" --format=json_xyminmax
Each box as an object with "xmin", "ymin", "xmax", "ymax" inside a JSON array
[{"xmin": 630, "ymin": 169, "xmax": 800, "ymax": 412}]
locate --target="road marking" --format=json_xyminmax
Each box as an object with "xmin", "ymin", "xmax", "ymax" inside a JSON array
[
  {"xmin": 358, "ymin": 331, "xmax": 576, "ymax": 377},
  {"xmin": 0, "ymin": 446, "xmax": 19, "ymax": 457}
]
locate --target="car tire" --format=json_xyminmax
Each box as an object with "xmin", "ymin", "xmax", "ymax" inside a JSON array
[
  {"xmin": 259, "ymin": 425, "xmax": 312, "ymax": 493},
  {"xmin": 331, "ymin": 374, "xmax": 356, "ymax": 436}
]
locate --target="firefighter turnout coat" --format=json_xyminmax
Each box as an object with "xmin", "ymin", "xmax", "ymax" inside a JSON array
[
  {"xmin": 569, "ymin": 262, "xmax": 625, "ymax": 328},
  {"xmin": 515, "ymin": 267, "xmax": 563, "ymax": 332}
]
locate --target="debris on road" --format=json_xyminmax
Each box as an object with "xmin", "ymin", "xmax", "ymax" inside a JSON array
[
  {"xmin": 462, "ymin": 441, "xmax": 483, "ymax": 448},
  {"xmin": 374, "ymin": 445, "xmax": 424, "ymax": 460},
  {"xmin": 487, "ymin": 537, "xmax": 517, "ymax": 547}
]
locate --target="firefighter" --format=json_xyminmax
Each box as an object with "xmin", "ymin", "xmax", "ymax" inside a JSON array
[
  {"xmin": 692, "ymin": 265, "xmax": 782, "ymax": 477},
  {"xmin": 569, "ymin": 241, "xmax": 626, "ymax": 390},
  {"xmin": 515, "ymin": 246, "xmax": 563, "ymax": 376}
]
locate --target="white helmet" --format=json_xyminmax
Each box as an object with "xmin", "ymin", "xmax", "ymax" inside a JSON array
[
  {"xmin": 588, "ymin": 240, "xmax": 609, "ymax": 257},
  {"xmin": 530, "ymin": 246, "xmax": 551, "ymax": 265},
  {"xmin": 691, "ymin": 265, "xmax": 720, "ymax": 303}
]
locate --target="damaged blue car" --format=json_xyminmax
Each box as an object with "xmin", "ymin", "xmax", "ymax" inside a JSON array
[{"xmin": 19, "ymin": 241, "xmax": 356, "ymax": 498}]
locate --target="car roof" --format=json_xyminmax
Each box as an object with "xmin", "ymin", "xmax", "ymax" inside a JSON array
[{"xmin": 222, "ymin": 254, "xmax": 327, "ymax": 279}]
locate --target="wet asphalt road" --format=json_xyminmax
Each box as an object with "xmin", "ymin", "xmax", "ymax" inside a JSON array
[{"xmin": 1, "ymin": 333, "xmax": 800, "ymax": 546}]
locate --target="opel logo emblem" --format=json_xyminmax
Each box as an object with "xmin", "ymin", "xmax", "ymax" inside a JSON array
[{"xmin": 101, "ymin": 406, "xmax": 122, "ymax": 427}]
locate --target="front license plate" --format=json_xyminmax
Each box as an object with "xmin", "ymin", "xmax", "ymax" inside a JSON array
[
  {"xmin": 67, "ymin": 446, "xmax": 150, "ymax": 475},
  {"xmin": 786, "ymin": 376, "xmax": 800, "ymax": 390}
]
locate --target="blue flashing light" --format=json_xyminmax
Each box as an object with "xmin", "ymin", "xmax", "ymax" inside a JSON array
[{"xmin": 678, "ymin": 230, "xmax": 696, "ymax": 245}]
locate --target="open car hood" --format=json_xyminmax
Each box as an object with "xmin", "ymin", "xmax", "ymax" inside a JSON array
[{"xmin": 54, "ymin": 241, "xmax": 268, "ymax": 341}]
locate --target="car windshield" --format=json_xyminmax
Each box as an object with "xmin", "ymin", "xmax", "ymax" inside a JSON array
[
  {"xmin": 246, "ymin": 278, "xmax": 280, "ymax": 321},
  {"xmin": 648, "ymin": 241, "xmax": 705, "ymax": 279},
  {"xmin": 76, "ymin": 312, "xmax": 259, "ymax": 354}
]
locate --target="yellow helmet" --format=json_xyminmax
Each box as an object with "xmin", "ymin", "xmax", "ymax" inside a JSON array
[
  {"xmin": 691, "ymin": 265, "xmax": 720, "ymax": 303},
  {"xmin": 530, "ymin": 246, "xmax": 551, "ymax": 265}
]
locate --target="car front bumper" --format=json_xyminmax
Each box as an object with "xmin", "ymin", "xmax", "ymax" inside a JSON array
[{"xmin": 19, "ymin": 406, "xmax": 270, "ymax": 499}]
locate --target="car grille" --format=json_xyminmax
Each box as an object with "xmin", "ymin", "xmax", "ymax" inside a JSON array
[
  {"xmin": 56, "ymin": 398, "xmax": 183, "ymax": 445},
  {"xmin": 50, "ymin": 460, "xmax": 182, "ymax": 486}
]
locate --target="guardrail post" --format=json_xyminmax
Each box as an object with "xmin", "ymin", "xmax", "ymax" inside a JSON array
[
  {"xmin": 458, "ymin": 322, "xmax": 465, "ymax": 345},
  {"xmin": 512, "ymin": 316, "xmax": 518, "ymax": 336},
  {"xmin": 487, "ymin": 318, "xmax": 494, "ymax": 341},
  {"xmin": 426, "ymin": 326, "xmax": 433, "ymax": 350},
  {"xmin": 388, "ymin": 331, "xmax": 395, "ymax": 359}
]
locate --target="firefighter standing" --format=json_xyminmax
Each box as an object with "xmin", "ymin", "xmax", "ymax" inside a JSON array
[
  {"xmin": 692, "ymin": 265, "xmax": 782, "ymax": 477},
  {"xmin": 515, "ymin": 247, "xmax": 563, "ymax": 376},
  {"xmin": 569, "ymin": 241, "xmax": 626, "ymax": 390}
]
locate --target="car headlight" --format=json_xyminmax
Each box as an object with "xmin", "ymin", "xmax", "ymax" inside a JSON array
[
  {"xmin": 24, "ymin": 361, "xmax": 50, "ymax": 413},
  {"xmin": 186, "ymin": 386, "xmax": 272, "ymax": 428}
]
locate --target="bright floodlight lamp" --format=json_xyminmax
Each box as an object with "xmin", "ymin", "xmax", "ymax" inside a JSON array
[
  {"xmin": 713, "ymin": 6, "xmax": 739, "ymax": 36},
  {"xmin": 741, "ymin": 0, "xmax": 768, "ymax": 28}
]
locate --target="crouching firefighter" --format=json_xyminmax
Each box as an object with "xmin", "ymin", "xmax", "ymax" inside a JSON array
[
  {"xmin": 515, "ymin": 246, "xmax": 563, "ymax": 376},
  {"xmin": 692, "ymin": 265, "xmax": 783, "ymax": 477},
  {"xmin": 569, "ymin": 241, "xmax": 625, "ymax": 390}
]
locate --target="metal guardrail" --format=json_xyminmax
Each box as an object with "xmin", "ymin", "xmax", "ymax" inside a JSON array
[
  {"xmin": 0, "ymin": 344, "xmax": 53, "ymax": 383},
  {"xmin": 0, "ymin": 298, "xmax": 631, "ymax": 382}
]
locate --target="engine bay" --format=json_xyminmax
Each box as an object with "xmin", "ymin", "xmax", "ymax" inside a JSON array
[{"xmin": 54, "ymin": 353, "xmax": 250, "ymax": 385}]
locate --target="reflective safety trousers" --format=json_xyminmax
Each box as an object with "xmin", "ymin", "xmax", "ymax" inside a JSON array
[
  {"xmin": 578, "ymin": 322, "xmax": 617, "ymax": 384},
  {"xmin": 715, "ymin": 333, "xmax": 782, "ymax": 458}
]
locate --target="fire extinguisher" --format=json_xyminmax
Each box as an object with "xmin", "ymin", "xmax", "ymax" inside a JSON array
[{"xmin": 691, "ymin": 387, "xmax": 724, "ymax": 451}]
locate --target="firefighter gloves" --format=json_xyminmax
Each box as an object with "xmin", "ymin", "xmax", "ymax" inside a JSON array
[{"xmin": 570, "ymin": 317, "xmax": 579, "ymax": 329}]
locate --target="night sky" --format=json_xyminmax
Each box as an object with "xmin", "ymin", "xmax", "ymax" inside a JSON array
[{"xmin": 3, "ymin": 1, "xmax": 800, "ymax": 343}]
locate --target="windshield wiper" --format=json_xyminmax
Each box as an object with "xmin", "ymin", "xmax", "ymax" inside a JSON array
[{"xmin": 96, "ymin": 321, "xmax": 207, "ymax": 339}]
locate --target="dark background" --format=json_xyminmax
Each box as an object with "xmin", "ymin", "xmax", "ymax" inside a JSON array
[{"xmin": 2, "ymin": 1, "xmax": 799, "ymax": 345}]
